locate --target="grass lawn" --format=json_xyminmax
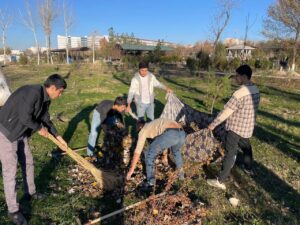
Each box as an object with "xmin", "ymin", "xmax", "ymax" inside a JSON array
[{"xmin": 0, "ymin": 64, "xmax": 299, "ymax": 225}]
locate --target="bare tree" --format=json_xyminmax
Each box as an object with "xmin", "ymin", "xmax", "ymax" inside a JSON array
[
  {"xmin": 210, "ymin": 0, "xmax": 236, "ymax": 57},
  {"xmin": 63, "ymin": 0, "xmax": 74, "ymax": 64},
  {"xmin": 0, "ymin": 9, "xmax": 13, "ymax": 65},
  {"xmin": 39, "ymin": 0, "xmax": 59, "ymax": 64},
  {"xmin": 242, "ymin": 13, "xmax": 257, "ymax": 61},
  {"xmin": 20, "ymin": 0, "xmax": 40, "ymax": 65},
  {"xmin": 90, "ymin": 30, "xmax": 100, "ymax": 64},
  {"xmin": 263, "ymin": 0, "xmax": 300, "ymax": 71}
]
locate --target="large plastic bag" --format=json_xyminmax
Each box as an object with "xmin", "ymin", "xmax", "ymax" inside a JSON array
[
  {"xmin": 160, "ymin": 93, "xmax": 224, "ymax": 164},
  {"xmin": 0, "ymin": 69, "xmax": 11, "ymax": 107}
]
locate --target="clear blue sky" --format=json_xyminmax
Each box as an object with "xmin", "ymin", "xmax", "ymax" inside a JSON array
[{"xmin": 0, "ymin": 0, "xmax": 275, "ymax": 50}]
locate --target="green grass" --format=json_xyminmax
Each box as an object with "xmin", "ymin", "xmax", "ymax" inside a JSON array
[{"xmin": 1, "ymin": 64, "xmax": 299, "ymax": 224}]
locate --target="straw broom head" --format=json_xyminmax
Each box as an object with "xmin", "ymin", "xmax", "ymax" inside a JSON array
[{"xmin": 47, "ymin": 134, "xmax": 121, "ymax": 190}]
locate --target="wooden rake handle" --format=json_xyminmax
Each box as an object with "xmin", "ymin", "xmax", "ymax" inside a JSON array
[{"xmin": 47, "ymin": 134, "xmax": 104, "ymax": 188}]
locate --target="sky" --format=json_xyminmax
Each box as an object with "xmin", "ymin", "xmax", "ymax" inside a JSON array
[{"xmin": 0, "ymin": 0, "xmax": 275, "ymax": 50}]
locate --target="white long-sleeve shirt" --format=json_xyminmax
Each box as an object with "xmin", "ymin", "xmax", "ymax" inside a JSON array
[{"xmin": 127, "ymin": 71, "xmax": 166, "ymax": 105}]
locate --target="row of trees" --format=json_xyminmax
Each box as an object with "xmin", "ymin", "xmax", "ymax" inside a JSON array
[
  {"xmin": 1, "ymin": 0, "xmax": 299, "ymax": 71},
  {"xmin": 186, "ymin": 42, "xmax": 279, "ymax": 74},
  {"xmin": 0, "ymin": 0, "xmax": 74, "ymax": 65}
]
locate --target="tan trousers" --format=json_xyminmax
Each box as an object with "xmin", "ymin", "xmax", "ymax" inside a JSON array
[{"xmin": 0, "ymin": 131, "xmax": 36, "ymax": 213}]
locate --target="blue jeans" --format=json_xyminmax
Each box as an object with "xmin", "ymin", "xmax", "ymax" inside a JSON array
[
  {"xmin": 144, "ymin": 129, "xmax": 186, "ymax": 185},
  {"xmin": 137, "ymin": 102, "xmax": 154, "ymax": 121},
  {"xmin": 87, "ymin": 110, "xmax": 101, "ymax": 156}
]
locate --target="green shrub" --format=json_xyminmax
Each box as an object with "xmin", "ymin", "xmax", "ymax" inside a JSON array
[
  {"xmin": 196, "ymin": 50, "xmax": 210, "ymax": 70},
  {"xmin": 186, "ymin": 57, "xmax": 198, "ymax": 75},
  {"xmin": 204, "ymin": 72, "xmax": 231, "ymax": 113},
  {"xmin": 19, "ymin": 54, "xmax": 28, "ymax": 65},
  {"xmin": 255, "ymin": 58, "xmax": 272, "ymax": 70},
  {"xmin": 228, "ymin": 57, "xmax": 241, "ymax": 71},
  {"xmin": 212, "ymin": 43, "xmax": 227, "ymax": 71}
]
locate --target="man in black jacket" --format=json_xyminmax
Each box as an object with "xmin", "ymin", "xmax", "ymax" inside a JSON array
[
  {"xmin": 0, "ymin": 74, "xmax": 67, "ymax": 225},
  {"xmin": 87, "ymin": 96, "xmax": 127, "ymax": 156}
]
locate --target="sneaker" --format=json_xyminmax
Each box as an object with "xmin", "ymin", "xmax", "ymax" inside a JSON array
[
  {"xmin": 207, "ymin": 179, "xmax": 226, "ymax": 190},
  {"xmin": 139, "ymin": 182, "xmax": 154, "ymax": 193},
  {"xmin": 8, "ymin": 211, "xmax": 27, "ymax": 225},
  {"xmin": 243, "ymin": 168, "xmax": 254, "ymax": 176},
  {"xmin": 23, "ymin": 192, "xmax": 46, "ymax": 201}
]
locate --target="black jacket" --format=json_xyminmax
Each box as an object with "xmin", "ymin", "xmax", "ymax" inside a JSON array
[
  {"xmin": 0, "ymin": 84, "xmax": 58, "ymax": 142},
  {"xmin": 95, "ymin": 100, "xmax": 114, "ymax": 123}
]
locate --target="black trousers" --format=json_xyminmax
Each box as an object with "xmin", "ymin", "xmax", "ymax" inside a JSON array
[{"xmin": 219, "ymin": 130, "xmax": 253, "ymax": 182}]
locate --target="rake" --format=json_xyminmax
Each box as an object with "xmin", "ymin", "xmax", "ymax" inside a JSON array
[{"xmin": 47, "ymin": 134, "xmax": 120, "ymax": 190}]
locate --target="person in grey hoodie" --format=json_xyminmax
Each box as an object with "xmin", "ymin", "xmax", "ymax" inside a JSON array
[{"xmin": 127, "ymin": 61, "xmax": 172, "ymax": 121}]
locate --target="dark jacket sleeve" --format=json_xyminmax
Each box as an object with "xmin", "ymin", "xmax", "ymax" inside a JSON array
[
  {"xmin": 41, "ymin": 111, "xmax": 58, "ymax": 136},
  {"xmin": 18, "ymin": 89, "xmax": 42, "ymax": 131}
]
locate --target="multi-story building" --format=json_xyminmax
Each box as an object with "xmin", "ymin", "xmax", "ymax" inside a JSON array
[
  {"xmin": 57, "ymin": 35, "xmax": 88, "ymax": 49},
  {"xmin": 87, "ymin": 35, "xmax": 108, "ymax": 49}
]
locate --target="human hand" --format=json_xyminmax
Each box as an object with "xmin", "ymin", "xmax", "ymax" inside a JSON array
[
  {"xmin": 207, "ymin": 124, "xmax": 215, "ymax": 131},
  {"xmin": 126, "ymin": 104, "xmax": 131, "ymax": 113},
  {"xmin": 126, "ymin": 170, "xmax": 134, "ymax": 181},
  {"xmin": 166, "ymin": 88, "xmax": 173, "ymax": 93},
  {"xmin": 56, "ymin": 136, "xmax": 68, "ymax": 148},
  {"xmin": 38, "ymin": 127, "xmax": 49, "ymax": 137}
]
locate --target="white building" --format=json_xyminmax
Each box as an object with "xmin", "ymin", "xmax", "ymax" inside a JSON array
[
  {"xmin": 57, "ymin": 35, "xmax": 88, "ymax": 49},
  {"xmin": 11, "ymin": 50, "xmax": 23, "ymax": 55},
  {"xmin": 57, "ymin": 34, "xmax": 177, "ymax": 49},
  {"xmin": 28, "ymin": 46, "xmax": 47, "ymax": 54},
  {"xmin": 224, "ymin": 38, "xmax": 244, "ymax": 46},
  {"xmin": 226, "ymin": 45, "xmax": 256, "ymax": 60},
  {"xmin": 87, "ymin": 35, "xmax": 108, "ymax": 49}
]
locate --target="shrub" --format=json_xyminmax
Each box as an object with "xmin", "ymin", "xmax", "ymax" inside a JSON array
[
  {"xmin": 19, "ymin": 54, "xmax": 28, "ymax": 65},
  {"xmin": 255, "ymin": 58, "xmax": 272, "ymax": 70},
  {"xmin": 204, "ymin": 72, "xmax": 231, "ymax": 113},
  {"xmin": 196, "ymin": 50, "xmax": 210, "ymax": 70},
  {"xmin": 228, "ymin": 58, "xmax": 241, "ymax": 71},
  {"xmin": 186, "ymin": 57, "xmax": 198, "ymax": 75}
]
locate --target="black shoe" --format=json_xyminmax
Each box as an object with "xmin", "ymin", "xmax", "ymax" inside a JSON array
[
  {"xmin": 138, "ymin": 182, "xmax": 154, "ymax": 195},
  {"xmin": 8, "ymin": 211, "xmax": 27, "ymax": 225},
  {"xmin": 243, "ymin": 168, "xmax": 254, "ymax": 176},
  {"xmin": 23, "ymin": 192, "xmax": 46, "ymax": 201}
]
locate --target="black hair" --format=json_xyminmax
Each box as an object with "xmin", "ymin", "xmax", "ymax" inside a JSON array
[
  {"xmin": 114, "ymin": 96, "xmax": 127, "ymax": 106},
  {"xmin": 105, "ymin": 109, "xmax": 124, "ymax": 126},
  {"xmin": 138, "ymin": 61, "xmax": 149, "ymax": 69},
  {"xmin": 236, "ymin": 64, "xmax": 252, "ymax": 79},
  {"xmin": 136, "ymin": 119, "xmax": 146, "ymax": 132},
  {"xmin": 44, "ymin": 74, "xmax": 67, "ymax": 89}
]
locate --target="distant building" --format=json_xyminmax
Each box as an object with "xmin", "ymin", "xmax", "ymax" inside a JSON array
[
  {"xmin": 224, "ymin": 38, "xmax": 244, "ymax": 46},
  {"xmin": 87, "ymin": 35, "xmax": 108, "ymax": 49},
  {"xmin": 11, "ymin": 50, "xmax": 23, "ymax": 55},
  {"xmin": 117, "ymin": 43, "xmax": 173, "ymax": 56},
  {"xmin": 132, "ymin": 37, "xmax": 177, "ymax": 47},
  {"xmin": 57, "ymin": 35, "xmax": 88, "ymax": 49},
  {"xmin": 0, "ymin": 55, "xmax": 20, "ymax": 63},
  {"xmin": 226, "ymin": 45, "xmax": 255, "ymax": 60},
  {"xmin": 57, "ymin": 34, "xmax": 178, "ymax": 50},
  {"xmin": 28, "ymin": 46, "xmax": 47, "ymax": 54}
]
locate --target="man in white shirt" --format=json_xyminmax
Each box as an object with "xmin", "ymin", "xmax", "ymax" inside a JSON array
[{"xmin": 127, "ymin": 62, "xmax": 172, "ymax": 121}]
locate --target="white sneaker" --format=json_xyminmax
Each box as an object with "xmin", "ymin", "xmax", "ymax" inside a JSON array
[{"xmin": 207, "ymin": 179, "xmax": 226, "ymax": 190}]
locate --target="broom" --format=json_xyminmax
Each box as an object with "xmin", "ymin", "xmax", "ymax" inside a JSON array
[{"xmin": 47, "ymin": 134, "xmax": 120, "ymax": 190}]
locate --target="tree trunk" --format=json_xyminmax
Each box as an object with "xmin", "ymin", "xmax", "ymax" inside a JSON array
[
  {"xmin": 210, "ymin": 95, "xmax": 217, "ymax": 114},
  {"xmin": 48, "ymin": 35, "xmax": 53, "ymax": 64},
  {"xmin": 92, "ymin": 45, "xmax": 95, "ymax": 64},
  {"xmin": 291, "ymin": 29, "xmax": 299, "ymax": 72},
  {"xmin": 66, "ymin": 42, "xmax": 69, "ymax": 64},
  {"xmin": 46, "ymin": 36, "xmax": 50, "ymax": 64},
  {"xmin": 2, "ymin": 30, "xmax": 6, "ymax": 65},
  {"xmin": 33, "ymin": 32, "xmax": 40, "ymax": 65}
]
